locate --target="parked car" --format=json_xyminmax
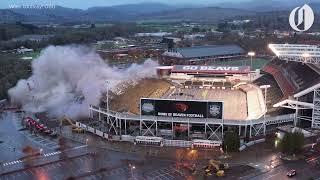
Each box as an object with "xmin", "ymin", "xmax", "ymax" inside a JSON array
[{"xmin": 287, "ymin": 169, "xmax": 296, "ymax": 177}]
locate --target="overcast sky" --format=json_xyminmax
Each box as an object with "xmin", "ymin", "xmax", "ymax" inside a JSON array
[{"xmin": 1, "ymin": 0, "xmax": 250, "ymax": 9}]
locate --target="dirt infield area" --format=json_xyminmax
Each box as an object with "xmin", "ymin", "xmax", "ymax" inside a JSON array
[{"xmin": 110, "ymin": 78, "xmax": 171, "ymax": 114}]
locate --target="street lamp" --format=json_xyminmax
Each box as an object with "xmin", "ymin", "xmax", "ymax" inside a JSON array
[
  {"xmin": 248, "ymin": 51, "xmax": 255, "ymax": 71},
  {"xmin": 129, "ymin": 164, "xmax": 136, "ymax": 178}
]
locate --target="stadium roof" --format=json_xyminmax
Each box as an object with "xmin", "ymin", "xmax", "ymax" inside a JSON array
[
  {"xmin": 173, "ymin": 45, "xmax": 245, "ymax": 58},
  {"xmin": 269, "ymin": 44, "xmax": 320, "ymax": 65}
]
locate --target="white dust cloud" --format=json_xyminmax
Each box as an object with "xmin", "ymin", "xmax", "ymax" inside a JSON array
[{"xmin": 8, "ymin": 45, "xmax": 158, "ymax": 119}]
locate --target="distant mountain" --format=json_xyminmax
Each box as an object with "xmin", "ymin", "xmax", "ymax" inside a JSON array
[
  {"xmin": 138, "ymin": 7, "xmax": 255, "ymax": 22},
  {"xmin": 0, "ymin": 3, "xmax": 177, "ymax": 23},
  {"xmin": 217, "ymin": 0, "xmax": 320, "ymax": 12},
  {"xmin": 6, "ymin": 2, "xmax": 316, "ymax": 23},
  {"xmin": 111, "ymin": 3, "xmax": 176, "ymax": 15},
  {"xmin": 0, "ymin": 3, "xmax": 256, "ymax": 23},
  {"xmin": 8, "ymin": 6, "xmax": 84, "ymax": 22},
  {"xmin": 0, "ymin": 9, "xmax": 25, "ymax": 22}
]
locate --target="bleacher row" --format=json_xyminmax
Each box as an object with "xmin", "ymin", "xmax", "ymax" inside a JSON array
[
  {"xmin": 262, "ymin": 64, "xmax": 295, "ymax": 98},
  {"xmin": 263, "ymin": 59, "xmax": 320, "ymax": 98},
  {"xmin": 281, "ymin": 61, "xmax": 320, "ymax": 91},
  {"xmin": 239, "ymin": 85, "xmax": 265, "ymax": 120},
  {"xmin": 253, "ymin": 74, "xmax": 283, "ymax": 115},
  {"xmin": 162, "ymin": 87, "xmax": 248, "ymax": 120},
  {"xmin": 183, "ymin": 81, "xmax": 232, "ymax": 89}
]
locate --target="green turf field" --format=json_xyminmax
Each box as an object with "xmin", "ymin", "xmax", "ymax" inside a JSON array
[
  {"xmin": 209, "ymin": 58, "xmax": 269, "ymax": 70},
  {"xmin": 17, "ymin": 50, "xmax": 41, "ymax": 60}
]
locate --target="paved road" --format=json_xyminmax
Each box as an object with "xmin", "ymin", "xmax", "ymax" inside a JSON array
[
  {"xmin": 1, "ymin": 146, "xmax": 185, "ymax": 180},
  {"xmin": 249, "ymin": 160, "xmax": 320, "ymax": 180}
]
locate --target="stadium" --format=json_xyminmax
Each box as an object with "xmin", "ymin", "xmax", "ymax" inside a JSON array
[{"xmin": 85, "ymin": 44, "xmax": 320, "ymax": 148}]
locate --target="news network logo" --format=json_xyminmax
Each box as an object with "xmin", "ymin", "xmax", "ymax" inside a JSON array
[{"xmin": 289, "ymin": 4, "xmax": 314, "ymax": 32}]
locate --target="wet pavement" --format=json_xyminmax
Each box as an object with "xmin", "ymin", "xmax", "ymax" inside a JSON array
[{"xmin": 2, "ymin": 112, "xmax": 320, "ymax": 180}]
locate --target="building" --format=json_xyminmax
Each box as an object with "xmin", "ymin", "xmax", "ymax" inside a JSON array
[{"xmin": 160, "ymin": 44, "xmax": 246, "ymax": 65}]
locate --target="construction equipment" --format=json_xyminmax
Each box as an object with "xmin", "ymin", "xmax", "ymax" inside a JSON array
[
  {"xmin": 60, "ymin": 116, "xmax": 84, "ymax": 133},
  {"xmin": 204, "ymin": 159, "xmax": 229, "ymax": 177}
]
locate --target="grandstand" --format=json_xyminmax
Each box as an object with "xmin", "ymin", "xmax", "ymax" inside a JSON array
[
  {"xmin": 109, "ymin": 78, "xmax": 265, "ymax": 121},
  {"xmin": 238, "ymin": 84, "xmax": 265, "ymax": 119},
  {"xmin": 262, "ymin": 59, "xmax": 320, "ymax": 95},
  {"xmin": 267, "ymin": 44, "xmax": 320, "ymax": 129},
  {"xmin": 88, "ymin": 44, "xmax": 320, "ymax": 147},
  {"xmin": 162, "ymin": 87, "xmax": 248, "ymax": 120},
  {"xmin": 253, "ymin": 74, "xmax": 286, "ymax": 115},
  {"xmin": 109, "ymin": 79, "xmax": 171, "ymax": 114},
  {"xmin": 262, "ymin": 62, "xmax": 295, "ymax": 98}
]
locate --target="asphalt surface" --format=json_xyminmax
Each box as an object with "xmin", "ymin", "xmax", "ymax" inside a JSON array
[
  {"xmin": 0, "ymin": 112, "xmax": 185, "ymax": 180},
  {"xmin": 1, "ymin": 112, "xmax": 320, "ymax": 180}
]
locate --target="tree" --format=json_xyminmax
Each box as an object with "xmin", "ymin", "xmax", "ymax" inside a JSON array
[
  {"xmin": 223, "ymin": 131, "xmax": 240, "ymax": 152},
  {"xmin": 279, "ymin": 131, "xmax": 304, "ymax": 155}
]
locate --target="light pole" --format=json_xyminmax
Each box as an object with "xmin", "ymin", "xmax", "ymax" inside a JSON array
[
  {"xmin": 106, "ymin": 81, "xmax": 110, "ymax": 111},
  {"xmin": 129, "ymin": 164, "xmax": 135, "ymax": 178},
  {"xmin": 85, "ymin": 138, "xmax": 89, "ymax": 152},
  {"xmin": 248, "ymin": 51, "xmax": 255, "ymax": 71},
  {"xmin": 105, "ymin": 81, "xmax": 110, "ymax": 133}
]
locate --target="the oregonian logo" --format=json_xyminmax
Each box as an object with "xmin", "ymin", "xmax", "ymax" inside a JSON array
[{"xmin": 289, "ymin": 4, "xmax": 314, "ymax": 32}]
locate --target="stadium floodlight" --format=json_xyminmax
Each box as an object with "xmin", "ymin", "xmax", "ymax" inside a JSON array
[
  {"xmin": 302, "ymin": 53, "xmax": 310, "ymax": 58},
  {"xmin": 268, "ymin": 44, "xmax": 320, "ymax": 64},
  {"xmin": 259, "ymin": 85, "xmax": 271, "ymax": 89},
  {"xmin": 248, "ymin": 52, "xmax": 255, "ymax": 56},
  {"xmin": 248, "ymin": 51, "xmax": 255, "ymax": 72}
]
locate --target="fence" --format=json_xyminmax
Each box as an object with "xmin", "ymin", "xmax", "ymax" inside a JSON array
[{"xmin": 163, "ymin": 139, "xmax": 192, "ymax": 147}]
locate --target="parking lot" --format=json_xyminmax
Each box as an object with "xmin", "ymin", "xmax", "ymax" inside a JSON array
[
  {"xmin": 12, "ymin": 114, "xmax": 60, "ymax": 150},
  {"xmin": 1, "ymin": 157, "xmax": 188, "ymax": 180},
  {"xmin": 145, "ymin": 166, "xmax": 185, "ymax": 180},
  {"xmin": 1, "ymin": 153, "xmax": 99, "ymax": 180}
]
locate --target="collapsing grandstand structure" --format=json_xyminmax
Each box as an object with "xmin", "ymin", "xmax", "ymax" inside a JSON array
[{"xmin": 83, "ymin": 44, "xmax": 320, "ymax": 148}]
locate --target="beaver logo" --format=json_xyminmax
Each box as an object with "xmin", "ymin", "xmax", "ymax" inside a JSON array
[{"xmin": 174, "ymin": 103, "xmax": 189, "ymax": 112}]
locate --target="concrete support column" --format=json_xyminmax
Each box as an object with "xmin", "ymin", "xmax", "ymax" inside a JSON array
[
  {"xmin": 140, "ymin": 120, "xmax": 142, "ymax": 136},
  {"xmin": 244, "ymin": 125, "xmax": 247, "ymax": 138},
  {"xmin": 187, "ymin": 119, "xmax": 190, "ymax": 140},
  {"xmin": 155, "ymin": 121, "xmax": 158, "ymax": 136},
  {"xmin": 125, "ymin": 119, "xmax": 127, "ymax": 135},
  {"xmin": 205, "ymin": 123, "xmax": 207, "ymax": 139},
  {"xmin": 171, "ymin": 121, "xmax": 174, "ymax": 140}
]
